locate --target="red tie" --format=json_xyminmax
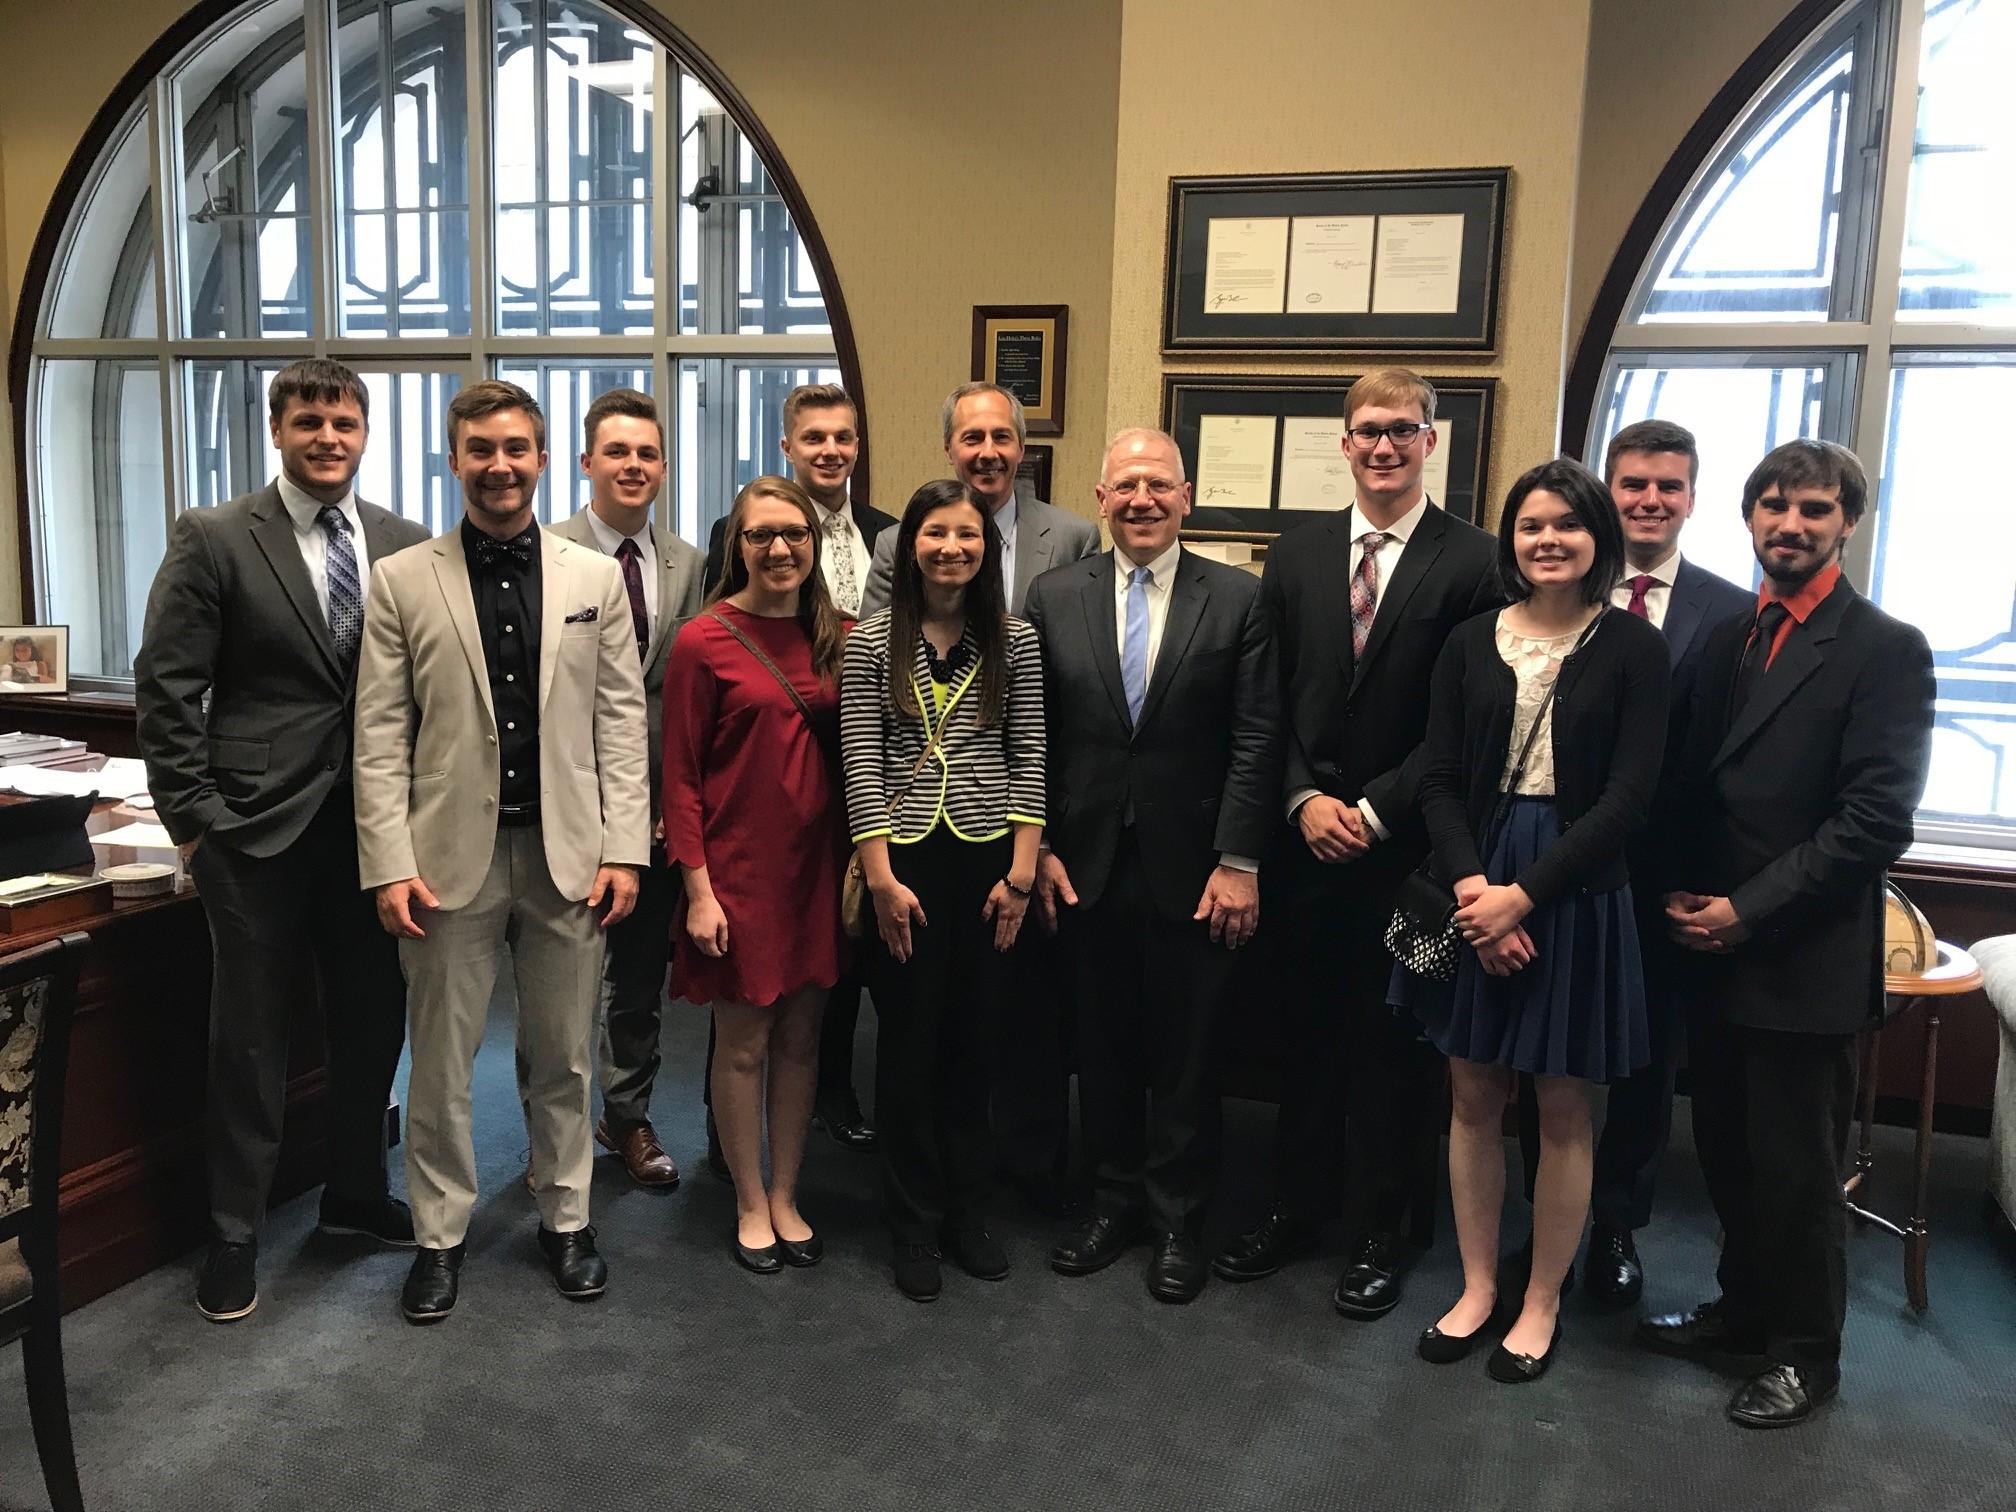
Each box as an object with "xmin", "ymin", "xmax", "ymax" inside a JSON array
[
  {"xmin": 615, "ymin": 538, "xmax": 649, "ymax": 663},
  {"xmin": 1350, "ymin": 532, "xmax": 1387, "ymax": 658},
  {"xmin": 1625, "ymin": 574, "xmax": 1654, "ymax": 619}
]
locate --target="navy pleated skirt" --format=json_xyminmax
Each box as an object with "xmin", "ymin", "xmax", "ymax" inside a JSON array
[{"xmin": 1390, "ymin": 797, "xmax": 1649, "ymax": 1084}]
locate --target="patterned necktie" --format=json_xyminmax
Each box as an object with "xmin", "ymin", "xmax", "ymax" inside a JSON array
[
  {"xmin": 1350, "ymin": 531, "xmax": 1388, "ymax": 659},
  {"xmin": 1122, "ymin": 565, "xmax": 1152, "ymax": 725},
  {"xmin": 1625, "ymin": 574, "xmax": 1655, "ymax": 619},
  {"xmin": 318, "ymin": 505, "xmax": 362, "ymax": 665},
  {"xmin": 1732, "ymin": 601, "xmax": 1791, "ymax": 718},
  {"xmin": 823, "ymin": 508, "xmax": 860, "ymax": 615},
  {"xmin": 614, "ymin": 537, "xmax": 649, "ymax": 663}
]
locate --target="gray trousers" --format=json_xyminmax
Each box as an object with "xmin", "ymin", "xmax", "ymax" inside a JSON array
[{"xmin": 401, "ymin": 824, "xmax": 602, "ymax": 1249}]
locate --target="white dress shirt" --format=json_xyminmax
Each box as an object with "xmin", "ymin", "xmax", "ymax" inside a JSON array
[
  {"xmin": 276, "ymin": 473, "xmax": 370, "ymax": 621},
  {"xmin": 1112, "ymin": 543, "xmax": 1257, "ymax": 875},
  {"xmin": 582, "ymin": 506, "xmax": 659, "ymax": 642},
  {"xmin": 814, "ymin": 497, "xmax": 870, "ymax": 614},
  {"xmin": 994, "ymin": 490, "xmax": 1020, "ymax": 603},
  {"xmin": 1285, "ymin": 494, "xmax": 1435, "ymax": 838},
  {"xmin": 1612, "ymin": 547, "xmax": 1680, "ymax": 630}
]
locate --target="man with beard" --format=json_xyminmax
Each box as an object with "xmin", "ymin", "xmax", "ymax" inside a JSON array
[
  {"xmin": 354, "ymin": 380, "xmax": 650, "ymax": 1322},
  {"xmin": 1642, "ymin": 439, "xmax": 1933, "ymax": 1428}
]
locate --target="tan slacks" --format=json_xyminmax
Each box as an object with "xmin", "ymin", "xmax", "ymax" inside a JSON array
[{"xmin": 400, "ymin": 823, "xmax": 603, "ymax": 1249}]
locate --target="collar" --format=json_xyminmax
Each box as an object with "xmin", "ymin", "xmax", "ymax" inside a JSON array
[
  {"xmin": 581, "ymin": 505, "xmax": 652, "ymax": 558},
  {"xmin": 812, "ymin": 495, "xmax": 854, "ymax": 527},
  {"xmin": 1627, "ymin": 548, "xmax": 1681, "ymax": 589},
  {"xmin": 461, "ymin": 517, "xmax": 540, "ymax": 568},
  {"xmin": 1759, "ymin": 559, "xmax": 1841, "ymax": 624},
  {"xmin": 993, "ymin": 490, "xmax": 1020, "ymax": 541},
  {"xmin": 1355, "ymin": 494, "xmax": 1430, "ymax": 546},
  {"xmin": 1113, "ymin": 540, "xmax": 1181, "ymax": 589},
  {"xmin": 276, "ymin": 473, "xmax": 356, "ymax": 531}
]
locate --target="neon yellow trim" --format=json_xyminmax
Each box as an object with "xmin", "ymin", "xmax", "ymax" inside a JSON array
[{"xmin": 849, "ymin": 825, "xmax": 894, "ymax": 845}]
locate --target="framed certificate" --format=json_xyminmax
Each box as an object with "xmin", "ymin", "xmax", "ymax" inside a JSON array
[
  {"xmin": 1163, "ymin": 170, "xmax": 1509, "ymax": 353},
  {"xmin": 1162, "ymin": 375, "xmax": 1496, "ymax": 541},
  {"xmin": 971, "ymin": 304, "xmax": 1069, "ymax": 436}
]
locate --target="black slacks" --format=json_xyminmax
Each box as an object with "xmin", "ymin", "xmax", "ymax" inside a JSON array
[
  {"xmin": 191, "ymin": 787, "xmax": 405, "ymax": 1244},
  {"xmin": 1688, "ymin": 1008, "xmax": 1856, "ymax": 1385},
  {"xmin": 1069, "ymin": 831, "xmax": 1235, "ymax": 1232},
  {"xmin": 991, "ymin": 919, "xmax": 1074, "ymax": 1179},
  {"xmin": 595, "ymin": 847, "xmax": 678, "ymax": 1131},
  {"xmin": 870, "ymin": 830, "xmax": 1012, "ymax": 1244}
]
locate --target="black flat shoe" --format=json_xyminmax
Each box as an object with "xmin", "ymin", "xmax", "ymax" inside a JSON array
[
  {"xmin": 1727, "ymin": 1364, "xmax": 1836, "ymax": 1429},
  {"xmin": 777, "ymin": 1233, "xmax": 824, "ymax": 1268},
  {"xmin": 1487, "ymin": 1324, "xmax": 1561, "ymax": 1383},
  {"xmin": 1418, "ymin": 1320, "xmax": 1489, "ymax": 1364},
  {"xmin": 734, "ymin": 1236, "xmax": 782, "ymax": 1275}
]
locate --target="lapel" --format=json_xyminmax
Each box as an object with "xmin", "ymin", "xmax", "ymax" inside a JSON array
[
  {"xmin": 428, "ymin": 531, "xmax": 495, "ymax": 725},
  {"xmin": 1134, "ymin": 549, "xmax": 1207, "ymax": 738},
  {"xmin": 1711, "ymin": 578, "xmax": 1853, "ymax": 769},
  {"xmin": 1076, "ymin": 553, "xmax": 1131, "ymax": 734},
  {"xmin": 247, "ymin": 483, "xmax": 341, "ymax": 679},
  {"xmin": 1012, "ymin": 495, "xmax": 1051, "ymax": 607},
  {"xmin": 355, "ymin": 500, "xmax": 411, "ymax": 587},
  {"xmin": 645, "ymin": 529, "xmax": 693, "ymax": 671},
  {"xmin": 1661, "ymin": 558, "xmax": 1710, "ymax": 672},
  {"xmin": 1352, "ymin": 500, "xmax": 1444, "ymax": 693},
  {"xmin": 537, "ymin": 528, "xmax": 568, "ymax": 712}
]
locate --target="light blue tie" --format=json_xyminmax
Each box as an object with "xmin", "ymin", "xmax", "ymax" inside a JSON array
[
  {"xmin": 319, "ymin": 505, "xmax": 362, "ymax": 665},
  {"xmin": 1122, "ymin": 564, "xmax": 1152, "ymax": 725}
]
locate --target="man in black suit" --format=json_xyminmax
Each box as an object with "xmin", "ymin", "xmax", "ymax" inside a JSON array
[
  {"xmin": 1642, "ymin": 439, "xmax": 1934, "ymax": 1429},
  {"xmin": 1218, "ymin": 368, "xmax": 1500, "ymax": 1320},
  {"xmin": 1027, "ymin": 428, "xmax": 1282, "ymax": 1303},
  {"xmin": 1513, "ymin": 419, "xmax": 1753, "ymax": 1303},
  {"xmin": 135, "ymin": 359, "xmax": 429, "ymax": 1322},
  {"xmin": 702, "ymin": 384, "xmax": 893, "ymax": 1155}
]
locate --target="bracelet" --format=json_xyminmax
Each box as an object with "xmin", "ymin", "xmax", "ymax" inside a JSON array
[{"xmin": 1001, "ymin": 877, "xmax": 1031, "ymax": 898}]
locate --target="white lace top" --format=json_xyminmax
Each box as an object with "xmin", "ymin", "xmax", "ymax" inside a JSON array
[{"xmin": 1496, "ymin": 615, "xmax": 1583, "ymax": 796}]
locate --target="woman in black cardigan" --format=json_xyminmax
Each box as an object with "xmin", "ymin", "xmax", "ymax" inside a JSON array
[{"xmin": 1394, "ymin": 457, "xmax": 1668, "ymax": 1382}]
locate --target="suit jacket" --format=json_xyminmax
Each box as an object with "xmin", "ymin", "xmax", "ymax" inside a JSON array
[
  {"xmin": 1670, "ymin": 577, "xmax": 1934, "ymax": 1035},
  {"xmin": 549, "ymin": 511, "xmax": 706, "ymax": 799},
  {"xmin": 702, "ymin": 498, "xmax": 895, "ymax": 600},
  {"xmin": 1259, "ymin": 502, "xmax": 1501, "ymax": 892},
  {"xmin": 134, "ymin": 482, "xmax": 430, "ymax": 857},
  {"xmin": 860, "ymin": 492, "xmax": 1101, "ymax": 617},
  {"xmin": 352, "ymin": 525, "xmax": 652, "ymax": 910},
  {"xmin": 1023, "ymin": 549, "xmax": 1282, "ymax": 922}
]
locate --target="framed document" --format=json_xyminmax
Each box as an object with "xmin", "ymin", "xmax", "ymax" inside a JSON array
[
  {"xmin": 1015, "ymin": 443, "xmax": 1055, "ymax": 502},
  {"xmin": 1163, "ymin": 170, "xmax": 1509, "ymax": 353},
  {"xmin": 0, "ymin": 625, "xmax": 68, "ymax": 696},
  {"xmin": 1162, "ymin": 375, "xmax": 1496, "ymax": 541},
  {"xmin": 971, "ymin": 304, "xmax": 1069, "ymax": 436}
]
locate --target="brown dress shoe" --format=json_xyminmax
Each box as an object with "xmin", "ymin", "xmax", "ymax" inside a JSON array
[{"xmin": 596, "ymin": 1119, "xmax": 681, "ymax": 1188}]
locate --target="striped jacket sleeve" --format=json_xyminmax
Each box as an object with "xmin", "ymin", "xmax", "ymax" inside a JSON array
[
  {"xmin": 839, "ymin": 612, "xmax": 893, "ymax": 843},
  {"xmin": 1002, "ymin": 617, "xmax": 1047, "ymax": 829}
]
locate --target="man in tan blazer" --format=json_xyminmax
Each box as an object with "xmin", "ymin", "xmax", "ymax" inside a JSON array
[{"xmin": 354, "ymin": 379, "xmax": 650, "ymax": 1323}]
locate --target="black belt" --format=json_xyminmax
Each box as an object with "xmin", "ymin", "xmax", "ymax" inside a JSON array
[{"xmin": 497, "ymin": 802, "xmax": 541, "ymax": 828}]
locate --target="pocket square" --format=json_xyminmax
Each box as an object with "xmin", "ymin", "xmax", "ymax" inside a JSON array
[{"xmin": 564, "ymin": 606, "xmax": 599, "ymax": 624}]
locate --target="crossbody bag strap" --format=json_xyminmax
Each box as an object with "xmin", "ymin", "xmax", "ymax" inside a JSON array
[
  {"xmin": 1489, "ymin": 608, "xmax": 1609, "ymax": 835},
  {"xmin": 708, "ymin": 605, "xmax": 816, "ymax": 725}
]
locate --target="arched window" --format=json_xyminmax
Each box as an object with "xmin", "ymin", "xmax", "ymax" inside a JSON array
[
  {"xmin": 1578, "ymin": 0, "xmax": 2016, "ymax": 855},
  {"xmin": 20, "ymin": 0, "xmax": 853, "ymax": 683}
]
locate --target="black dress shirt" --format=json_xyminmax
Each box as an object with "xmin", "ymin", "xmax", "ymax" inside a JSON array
[{"xmin": 461, "ymin": 519, "xmax": 543, "ymax": 810}]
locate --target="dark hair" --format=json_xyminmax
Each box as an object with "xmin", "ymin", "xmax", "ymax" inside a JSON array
[
  {"xmin": 1740, "ymin": 439, "xmax": 1867, "ymax": 524},
  {"xmin": 1604, "ymin": 418, "xmax": 1698, "ymax": 485},
  {"xmin": 886, "ymin": 479, "xmax": 1007, "ymax": 725},
  {"xmin": 1496, "ymin": 457, "xmax": 1627, "ymax": 607},
  {"xmin": 268, "ymin": 359, "xmax": 369, "ymax": 425},
  {"xmin": 706, "ymin": 476, "xmax": 846, "ymax": 683},
  {"xmin": 582, "ymin": 387, "xmax": 661, "ymax": 454},
  {"xmin": 447, "ymin": 379, "xmax": 546, "ymax": 453}
]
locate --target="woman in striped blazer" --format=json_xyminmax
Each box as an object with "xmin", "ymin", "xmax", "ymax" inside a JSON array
[{"xmin": 840, "ymin": 477, "xmax": 1046, "ymax": 1302}]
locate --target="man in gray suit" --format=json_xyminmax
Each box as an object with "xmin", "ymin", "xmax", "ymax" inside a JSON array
[
  {"xmin": 547, "ymin": 388, "xmax": 705, "ymax": 1186},
  {"xmin": 135, "ymin": 359, "xmax": 429, "ymax": 1323},
  {"xmin": 859, "ymin": 381, "xmax": 1100, "ymax": 616}
]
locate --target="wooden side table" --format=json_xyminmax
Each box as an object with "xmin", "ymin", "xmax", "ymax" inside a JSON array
[{"xmin": 1842, "ymin": 941, "xmax": 1984, "ymax": 1314}]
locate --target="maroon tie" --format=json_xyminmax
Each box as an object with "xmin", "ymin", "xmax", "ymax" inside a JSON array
[
  {"xmin": 1350, "ymin": 532, "xmax": 1387, "ymax": 659},
  {"xmin": 1625, "ymin": 574, "xmax": 1654, "ymax": 619},
  {"xmin": 615, "ymin": 538, "xmax": 649, "ymax": 663}
]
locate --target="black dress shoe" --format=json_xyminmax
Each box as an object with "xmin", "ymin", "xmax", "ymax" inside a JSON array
[
  {"xmin": 1146, "ymin": 1232, "xmax": 1206, "ymax": 1304},
  {"xmin": 1332, "ymin": 1231, "xmax": 1413, "ymax": 1319},
  {"xmin": 1581, "ymin": 1225, "xmax": 1643, "ymax": 1306},
  {"xmin": 537, "ymin": 1225, "xmax": 608, "ymax": 1299},
  {"xmin": 1487, "ymin": 1323, "xmax": 1561, "ymax": 1384},
  {"xmin": 777, "ymin": 1232, "xmax": 824, "ymax": 1268},
  {"xmin": 1417, "ymin": 1320, "xmax": 1489, "ymax": 1364},
  {"xmin": 1211, "ymin": 1212, "xmax": 1319, "ymax": 1282},
  {"xmin": 705, "ymin": 1114, "xmax": 730, "ymax": 1184},
  {"xmin": 1635, "ymin": 1297, "xmax": 1766, "ymax": 1361},
  {"xmin": 894, "ymin": 1243, "xmax": 942, "ymax": 1301},
  {"xmin": 943, "ymin": 1219, "xmax": 1010, "ymax": 1280},
  {"xmin": 318, "ymin": 1193, "xmax": 418, "ymax": 1247},
  {"xmin": 734, "ymin": 1236, "xmax": 782, "ymax": 1274},
  {"xmin": 1727, "ymin": 1364, "xmax": 1835, "ymax": 1429},
  {"xmin": 400, "ymin": 1244, "xmax": 464, "ymax": 1324},
  {"xmin": 811, "ymin": 1091, "xmax": 879, "ymax": 1151},
  {"xmin": 1050, "ymin": 1212, "xmax": 1146, "ymax": 1276},
  {"xmin": 196, "ymin": 1240, "xmax": 258, "ymax": 1323}
]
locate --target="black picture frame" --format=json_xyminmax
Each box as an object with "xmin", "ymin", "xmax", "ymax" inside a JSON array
[
  {"xmin": 971, "ymin": 304, "xmax": 1069, "ymax": 436},
  {"xmin": 1162, "ymin": 375, "xmax": 1496, "ymax": 541},
  {"xmin": 1015, "ymin": 443, "xmax": 1054, "ymax": 502},
  {"xmin": 1162, "ymin": 169, "xmax": 1509, "ymax": 353}
]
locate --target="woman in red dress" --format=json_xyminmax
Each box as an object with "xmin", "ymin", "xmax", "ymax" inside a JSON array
[{"xmin": 663, "ymin": 476, "xmax": 849, "ymax": 1272}]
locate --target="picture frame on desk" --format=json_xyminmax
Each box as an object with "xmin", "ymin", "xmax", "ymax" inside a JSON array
[
  {"xmin": 0, "ymin": 625, "xmax": 68, "ymax": 696},
  {"xmin": 972, "ymin": 304, "xmax": 1069, "ymax": 435},
  {"xmin": 1163, "ymin": 373, "xmax": 1495, "ymax": 543}
]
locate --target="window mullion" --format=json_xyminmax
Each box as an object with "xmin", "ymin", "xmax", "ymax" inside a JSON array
[
  {"xmin": 466, "ymin": 0, "xmax": 495, "ymax": 363},
  {"xmin": 653, "ymin": 50, "xmax": 674, "ymax": 538},
  {"xmin": 301, "ymin": 0, "xmax": 339, "ymax": 348},
  {"xmin": 151, "ymin": 75, "xmax": 191, "ymax": 535}
]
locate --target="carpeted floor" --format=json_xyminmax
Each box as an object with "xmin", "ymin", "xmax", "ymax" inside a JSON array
[{"xmin": 3, "ymin": 992, "xmax": 2014, "ymax": 1512}]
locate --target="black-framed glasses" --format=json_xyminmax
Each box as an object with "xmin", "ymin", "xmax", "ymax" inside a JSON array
[
  {"xmin": 739, "ymin": 525, "xmax": 813, "ymax": 548},
  {"xmin": 1346, "ymin": 422, "xmax": 1431, "ymax": 447}
]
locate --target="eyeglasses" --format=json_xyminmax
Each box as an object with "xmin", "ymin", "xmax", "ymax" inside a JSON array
[
  {"xmin": 1103, "ymin": 477, "xmax": 1184, "ymax": 499},
  {"xmin": 1346, "ymin": 422, "xmax": 1431, "ymax": 447},
  {"xmin": 739, "ymin": 525, "xmax": 812, "ymax": 548}
]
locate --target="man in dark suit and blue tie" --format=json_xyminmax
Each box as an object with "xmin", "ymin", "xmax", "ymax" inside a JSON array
[{"xmin": 1026, "ymin": 429, "xmax": 1282, "ymax": 1303}]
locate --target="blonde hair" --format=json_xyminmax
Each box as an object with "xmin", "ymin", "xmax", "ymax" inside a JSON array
[{"xmin": 1344, "ymin": 368, "xmax": 1437, "ymax": 427}]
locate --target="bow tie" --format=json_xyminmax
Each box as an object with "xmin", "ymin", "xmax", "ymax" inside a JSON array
[{"xmin": 472, "ymin": 531, "xmax": 535, "ymax": 573}]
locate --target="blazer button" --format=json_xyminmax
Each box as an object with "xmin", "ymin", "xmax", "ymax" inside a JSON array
[{"xmin": 324, "ymin": 761, "xmax": 337, "ymax": 771}]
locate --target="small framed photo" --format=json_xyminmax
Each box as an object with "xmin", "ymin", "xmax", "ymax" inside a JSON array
[
  {"xmin": 1015, "ymin": 443, "xmax": 1055, "ymax": 502},
  {"xmin": 972, "ymin": 304, "xmax": 1069, "ymax": 436},
  {"xmin": 0, "ymin": 627, "xmax": 67, "ymax": 696}
]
